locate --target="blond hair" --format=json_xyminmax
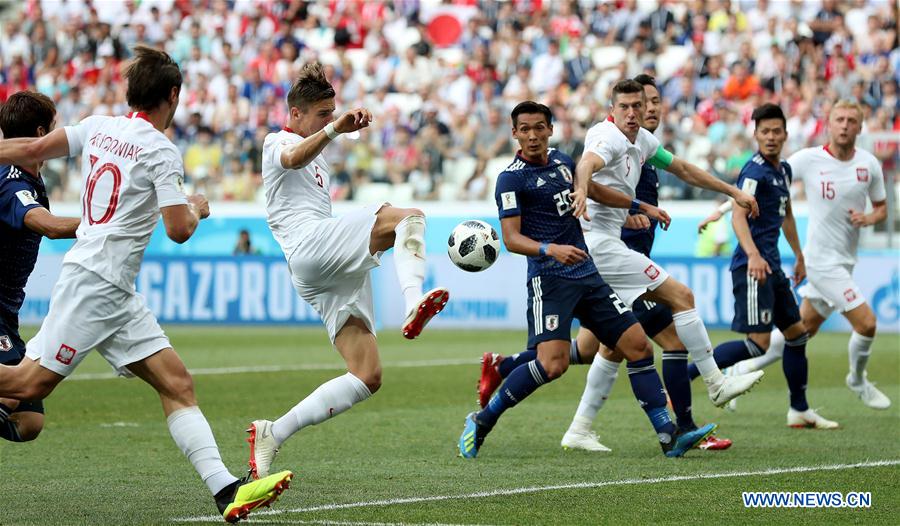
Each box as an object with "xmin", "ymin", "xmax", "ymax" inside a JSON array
[{"xmin": 830, "ymin": 99, "xmax": 864, "ymax": 121}]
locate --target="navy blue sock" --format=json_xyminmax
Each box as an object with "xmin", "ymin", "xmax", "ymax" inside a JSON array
[
  {"xmin": 498, "ymin": 350, "xmax": 536, "ymax": 378},
  {"xmin": 477, "ymin": 359, "xmax": 550, "ymax": 428},
  {"xmin": 688, "ymin": 339, "xmax": 763, "ymax": 380},
  {"xmin": 0, "ymin": 403, "xmax": 22, "ymax": 442},
  {"xmin": 783, "ymin": 333, "xmax": 810, "ymax": 411},
  {"xmin": 498, "ymin": 341, "xmax": 582, "ymax": 378},
  {"xmin": 627, "ymin": 357, "xmax": 676, "ymax": 440},
  {"xmin": 662, "ymin": 350, "xmax": 695, "ymax": 430}
]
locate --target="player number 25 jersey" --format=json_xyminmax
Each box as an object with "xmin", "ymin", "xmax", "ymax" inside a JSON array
[{"xmin": 64, "ymin": 113, "xmax": 188, "ymax": 292}]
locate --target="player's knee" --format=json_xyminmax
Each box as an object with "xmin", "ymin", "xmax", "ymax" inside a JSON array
[
  {"xmin": 404, "ymin": 207, "xmax": 425, "ymax": 219},
  {"xmin": 671, "ymin": 284, "xmax": 695, "ymax": 311},
  {"xmin": 618, "ymin": 333, "xmax": 653, "ymax": 362},
  {"xmin": 163, "ymin": 373, "xmax": 197, "ymax": 406},
  {"xmin": 749, "ymin": 333, "xmax": 770, "ymax": 350},
  {"xmin": 544, "ymin": 361, "xmax": 568, "ymax": 380},
  {"xmin": 854, "ymin": 314, "xmax": 877, "ymax": 337}
]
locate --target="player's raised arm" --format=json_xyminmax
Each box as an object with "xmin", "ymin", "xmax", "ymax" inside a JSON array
[
  {"xmin": 586, "ymin": 179, "xmax": 672, "ymax": 230},
  {"xmin": 698, "ymin": 199, "xmax": 734, "ymax": 233},
  {"xmin": 571, "ymin": 151, "xmax": 606, "ymax": 220},
  {"xmin": 280, "ymin": 108, "xmax": 372, "ymax": 170},
  {"xmin": 23, "ymin": 208, "xmax": 79, "ymax": 239},
  {"xmin": 0, "ymin": 128, "xmax": 70, "ymax": 166},
  {"xmin": 660, "ymin": 150, "xmax": 759, "ymax": 218}
]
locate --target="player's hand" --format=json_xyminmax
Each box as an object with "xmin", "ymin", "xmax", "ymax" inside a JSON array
[
  {"xmin": 569, "ymin": 189, "xmax": 590, "ymax": 221},
  {"xmin": 333, "ymin": 108, "xmax": 373, "ymax": 134},
  {"xmin": 639, "ymin": 203, "xmax": 671, "ymax": 231},
  {"xmin": 848, "ymin": 209, "xmax": 870, "ymax": 227},
  {"xmin": 187, "ymin": 194, "xmax": 210, "ymax": 219},
  {"xmin": 792, "ymin": 255, "xmax": 806, "ymax": 286},
  {"xmin": 733, "ymin": 191, "xmax": 759, "ymax": 219},
  {"xmin": 748, "ymin": 253, "xmax": 771, "ymax": 284},
  {"xmin": 698, "ymin": 210, "xmax": 723, "ymax": 233},
  {"xmin": 547, "ymin": 243, "xmax": 589, "ymax": 265},
  {"xmin": 624, "ymin": 214, "xmax": 651, "ymax": 230}
]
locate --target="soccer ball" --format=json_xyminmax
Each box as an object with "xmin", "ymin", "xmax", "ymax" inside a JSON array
[{"xmin": 447, "ymin": 220, "xmax": 500, "ymax": 272}]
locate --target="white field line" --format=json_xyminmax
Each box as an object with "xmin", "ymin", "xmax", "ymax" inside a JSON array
[
  {"xmin": 240, "ymin": 521, "xmax": 494, "ymax": 526},
  {"xmin": 174, "ymin": 459, "xmax": 900, "ymax": 523},
  {"xmin": 68, "ymin": 358, "xmax": 476, "ymax": 381}
]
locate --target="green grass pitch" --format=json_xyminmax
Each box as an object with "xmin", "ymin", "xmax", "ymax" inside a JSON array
[{"xmin": 1, "ymin": 327, "xmax": 898, "ymax": 525}]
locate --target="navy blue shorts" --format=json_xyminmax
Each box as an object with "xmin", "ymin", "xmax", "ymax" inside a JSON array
[
  {"xmin": 0, "ymin": 314, "xmax": 45, "ymax": 415},
  {"xmin": 731, "ymin": 266, "xmax": 801, "ymax": 334},
  {"xmin": 526, "ymin": 273, "xmax": 638, "ymax": 350},
  {"xmin": 632, "ymin": 299, "xmax": 673, "ymax": 339}
]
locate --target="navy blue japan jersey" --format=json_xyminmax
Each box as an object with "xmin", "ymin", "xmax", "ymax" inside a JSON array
[
  {"xmin": 620, "ymin": 163, "xmax": 659, "ymax": 257},
  {"xmin": 731, "ymin": 153, "xmax": 792, "ymax": 270},
  {"xmin": 495, "ymin": 149, "xmax": 596, "ymax": 280},
  {"xmin": 0, "ymin": 165, "xmax": 49, "ymax": 322}
]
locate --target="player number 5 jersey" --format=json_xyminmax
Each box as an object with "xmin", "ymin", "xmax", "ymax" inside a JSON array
[
  {"xmin": 262, "ymin": 129, "xmax": 332, "ymax": 259},
  {"xmin": 64, "ymin": 113, "xmax": 188, "ymax": 292},
  {"xmin": 787, "ymin": 146, "xmax": 885, "ymax": 267}
]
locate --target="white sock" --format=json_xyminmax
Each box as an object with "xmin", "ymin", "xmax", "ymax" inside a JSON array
[
  {"xmin": 736, "ymin": 329, "xmax": 784, "ymax": 373},
  {"xmin": 672, "ymin": 308, "xmax": 723, "ymax": 386},
  {"xmin": 271, "ymin": 372, "xmax": 372, "ymax": 446},
  {"xmin": 571, "ymin": 356, "xmax": 620, "ymax": 429},
  {"xmin": 166, "ymin": 406, "xmax": 237, "ymax": 495},
  {"xmin": 848, "ymin": 331, "xmax": 874, "ymax": 384},
  {"xmin": 393, "ymin": 215, "xmax": 427, "ymax": 314}
]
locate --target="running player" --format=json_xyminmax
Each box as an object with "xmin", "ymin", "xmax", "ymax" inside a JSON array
[
  {"xmin": 700, "ymin": 100, "xmax": 891, "ymax": 411},
  {"xmin": 246, "ymin": 63, "xmax": 449, "ymax": 479},
  {"xmin": 686, "ymin": 103, "xmax": 835, "ymax": 429},
  {"xmin": 0, "ymin": 91, "xmax": 79, "ymax": 443},
  {"xmin": 458, "ymin": 101, "xmax": 715, "ymax": 459},
  {"xmin": 0, "ymin": 47, "xmax": 292, "ymax": 523}
]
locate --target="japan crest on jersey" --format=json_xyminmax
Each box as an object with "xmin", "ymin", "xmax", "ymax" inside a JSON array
[
  {"xmin": 545, "ymin": 314, "xmax": 559, "ymax": 331},
  {"xmin": 0, "ymin": 335, "xmax": 11, "ymax": 352},
  {"xmin": 856, "ymin": 168, "xmax": 869, "ymax": 182}
]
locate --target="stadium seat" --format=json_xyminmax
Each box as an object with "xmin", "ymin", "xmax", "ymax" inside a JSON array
[
  {"xmin": 355, "ymin": 183, "xmax": 392, "ymax": 203},
  {"xmin": 390, "ymin": 183, "xmax": 414, "ymax": 202},
  {"xmin": 484, "ymin": 156, "xmax": 514, "ymax": 201},
  {"xmin": 448, "ymin": 156, "xmax": 477, "ymax": 186}
]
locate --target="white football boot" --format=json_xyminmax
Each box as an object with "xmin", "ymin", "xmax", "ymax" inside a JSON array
[
  {"xmin": 561, "ymin": 429, "xmax": 612, "ymax": 452},
  {"xmin": 846, "ymin": 373, "xmax": 891, "ymax": 410},
  {"xmin": 787, "ymin": 408, "xmax": 839, "ymax": 429},
  {"xmin": 246, "ymin": 419, "xmax": 279, "ymax": 480},
  {"xmin": 708, "ymin": 370, "xmax": 764, "ymax": 407}
]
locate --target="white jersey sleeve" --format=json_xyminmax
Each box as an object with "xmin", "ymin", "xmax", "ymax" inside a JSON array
[
  {"xmin": 869, "ymin": 159, "xmax": 887, "ymax": 203},
  {"xmin": 584, "ymin": 123, "xmax": 626, "ymax": 166},
  {"xmin": 637, "ymin": 127, "xmax": 661, "ymax": 160},
  {"xmin": 64, "ymin": 115, "xmax": 102, "ymax": 157},
  {"xmin": 151, "ymin": 147, "xmax": 189, "ymax": 208}
]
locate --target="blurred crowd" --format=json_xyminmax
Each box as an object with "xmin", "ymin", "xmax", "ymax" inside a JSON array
[{"xmin": 0, "ymin": 0, "xmax": 897, "ymax": 203}]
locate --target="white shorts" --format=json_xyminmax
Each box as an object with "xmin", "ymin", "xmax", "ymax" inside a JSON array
[
  {"xmin": 288, "ymin": 204, "xmax": 383, "ymax": 342},
  {"xmin": 584, "ymin": 231, "xmax": 670, "ymax": 307},
  {"xmin": 798, "ymin": 264, "xmax": 865, "ymax": 317},
  {"xmin": 25, "ymin": 264, "xmax": 170, "ymax": 378}
]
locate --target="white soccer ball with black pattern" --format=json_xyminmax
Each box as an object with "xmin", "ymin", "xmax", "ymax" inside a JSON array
[{"xmin": 447, "ymin": 220, "xmax": 500, "ymax": 272}]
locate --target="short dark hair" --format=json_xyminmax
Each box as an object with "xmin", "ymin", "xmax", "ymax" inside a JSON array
[
  {"xmin": 751, "ymin": 103, "xmax": 786, "ymax": 129},
  {"xmin": 510, "ymin": 101, "xmax": 552, "ymax": 127},
  {"xmin": 124, "ymin": 45, "xmax": 182, "ymax": 111},
  {"xmin": 633, "ymin": 74, "xmax": 657, "ymax": 90},
  {"xmin": 287, "ymin": 63, "xmax": 336, "ymax": 110},
  {"xmin": 610, "ymin": 79, "xmax": 645, "ymax": 102},
  {"xmin": 0, "ymin": 91, "xmax": 56, "ymax": 139}
]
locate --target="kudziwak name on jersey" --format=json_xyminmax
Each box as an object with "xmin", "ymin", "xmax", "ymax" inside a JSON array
[{"xmin": 88, "ymin": 133, "xmax": 144, "ymax": 161}]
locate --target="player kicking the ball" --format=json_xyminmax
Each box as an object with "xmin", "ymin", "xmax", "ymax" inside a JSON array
[
  {"xmin": 459, "ymin": 101, "xmax": 715, "ymax": 459},
  {"xmin": 0, "ymin": 47, "xmax": 291, "ymax": 523},
  {"xmin": 247, "ymin": 63, "xmax": 449, "ymax": 479}
]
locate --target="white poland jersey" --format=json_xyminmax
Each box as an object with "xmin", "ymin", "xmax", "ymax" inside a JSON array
[
  {"xmin": 582, "ymin": 119, "xmax": 660, "ymax": 237},
  {"xmin": 64, "ymin": 112, "xmax": 188, "ymax": 292},
  {"xmin": 262, "ymin": 127, "xmax": 332, "ymax": 259},
  {"xmin": 787, "ymin": 145, "xmax": 886, "ymax": 268}
]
